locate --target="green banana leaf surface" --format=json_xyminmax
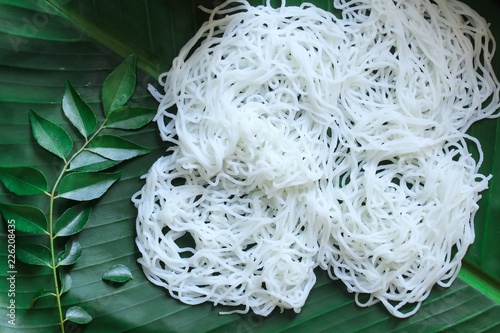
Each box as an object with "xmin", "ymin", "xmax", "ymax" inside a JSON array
[{"xmin": 1, "ymin": 0, "xmax": 500, "ymax": 332}]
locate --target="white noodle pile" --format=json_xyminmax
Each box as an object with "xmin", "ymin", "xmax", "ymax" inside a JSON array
[{"xmin": 133, "ymin": 0, "xmax": 500, "ymax": 318}]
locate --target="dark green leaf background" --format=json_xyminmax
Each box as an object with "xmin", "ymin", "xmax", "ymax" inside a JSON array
[{"xmin": 1, "ymin": 0, "xmax": 499, "ymax": 332}]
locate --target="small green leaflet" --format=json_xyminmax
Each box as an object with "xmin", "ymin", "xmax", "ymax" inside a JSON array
[
  {"xmin": 62, "ymin": 80, "xmax": 97, "ymax": 138},
  {"xmin": 59, "ymin": 270, "xmax": 72, "ymax": 295},
  {"xmin": 65, "ymin": 306, "xmax": 92, "ymax": 324},
  {"xmin": 102, "ymin": 54, "xmax": 137, "ymax": 116},
  {"xmin": 0, "ymin": 203, "xmax": 48, "ymax": 234},
  {"xmin": 0, "ymin": 166, "xmax": 48, "ymax": 196},
  {"xmin": 54, "ymin": 203, "xmax": 92, "ymax": 237},
  {"xmin": 57, "ymin": 239, "xmax": 82, "ymax": 266},
  {"xmin": 29, "ymin": 109, "xmax": 73, "ymax": 161},
  {"xmin": 106, "ymin": 106, "xmax": 156, "ymax": 130},
  {"xmin": 17, "ymin": 243, "xmax": 52, "ymax": 267},
  {"xmin": 68, "ymin": 151, "xmax": 121, "ymax": 172},
  {"xmin": 102, "ymin": 264, "xmax": 134, "ymax": 283},
  {"xmin": 87, "ymin": 135, "xmax": 151, "ymax": 161},
  {"xmin": 57, "ymin": 171, "xmax": 122, "ymax": 201}
]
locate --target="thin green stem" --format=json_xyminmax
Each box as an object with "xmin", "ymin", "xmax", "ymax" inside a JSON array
[
  {"xmin": 67, "ymin": 120, "xmax": 108, "ymax": 168},
  {"xmin": 48, "ymin": 192, "xmax": 65, "ymax": 333},
  {"xmin": 47, "ymin": 117, "xmax": 109, "ymax": 333}
]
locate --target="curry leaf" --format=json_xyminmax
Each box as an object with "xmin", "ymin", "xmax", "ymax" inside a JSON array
[
  {"xmin": 105, "ymin": 106, "xmax": 156, "ymax": 130},
  {"xmin": 59, "ymin": 270, "xmax": 72, "ymax": 295},
  {"xmin": 65, "ymin": 306, "xmax": 92, "ymax": 324},
  {"xmin": 57, "ymin": 171, "xmax": 122, "ymax": 201},
  {"xmin": 0, "ymin": 203, "xmax": 48, "ymax": 234},
  {"xmin": 62, "ymin": 80, "xmax": 97, "ymax": 138},
  {"xmin": 29, "ymin": 109, "xmax": 73, "ymax": 161},
  {"xmin": 87, "ymin": 135, "xmax": 151, "ymax": 161},
  {"xmin": 102, "ymin": 54, "xmax": 137, "ymax": 116},
  {"xmin": 68, "ymin": 151, "xmax": 121, "ymax": 172},
  {"xmin": 57, "ymin": 239, "xmax": 82, "ymax": 266},
  {"xmin": 102, "ymin": 264, "xmax": 134, "ymax": 283},
  {"xmin": 0, "ymin": 166, "xmax": 48, "ymax": 196},
  {"xmin": 17, "ymin": 243, "xmax": 52, "ymax": 267},
  {"xmin": 54, "ymin": 203, "xmax": 92, "ymax": 237}
]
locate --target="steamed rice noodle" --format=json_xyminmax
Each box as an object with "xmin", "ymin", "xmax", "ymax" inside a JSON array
[{"xmin": 133, "ymin": 0, "xmax": 500, "ymax": 317}]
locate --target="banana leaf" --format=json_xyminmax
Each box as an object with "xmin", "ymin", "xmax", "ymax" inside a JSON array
[{"xmin": 0, "ymin": 0, "xmax": 499, "ymax": 332}]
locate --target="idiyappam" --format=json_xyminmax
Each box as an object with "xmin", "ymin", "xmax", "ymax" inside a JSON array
[{"xmin": 133, "ymin": 0, "xmax": 500, "ymax": 318}]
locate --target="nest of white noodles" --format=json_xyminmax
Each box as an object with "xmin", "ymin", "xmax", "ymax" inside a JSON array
[{"xmin": 133, "ymin": 0, "xmax": 500, "ymax": 318}]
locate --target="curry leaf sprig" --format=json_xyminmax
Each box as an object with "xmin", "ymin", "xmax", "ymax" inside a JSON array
[{"xmin": 0, "ymin": 54, "xmax": 155, "ymax": 333}]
